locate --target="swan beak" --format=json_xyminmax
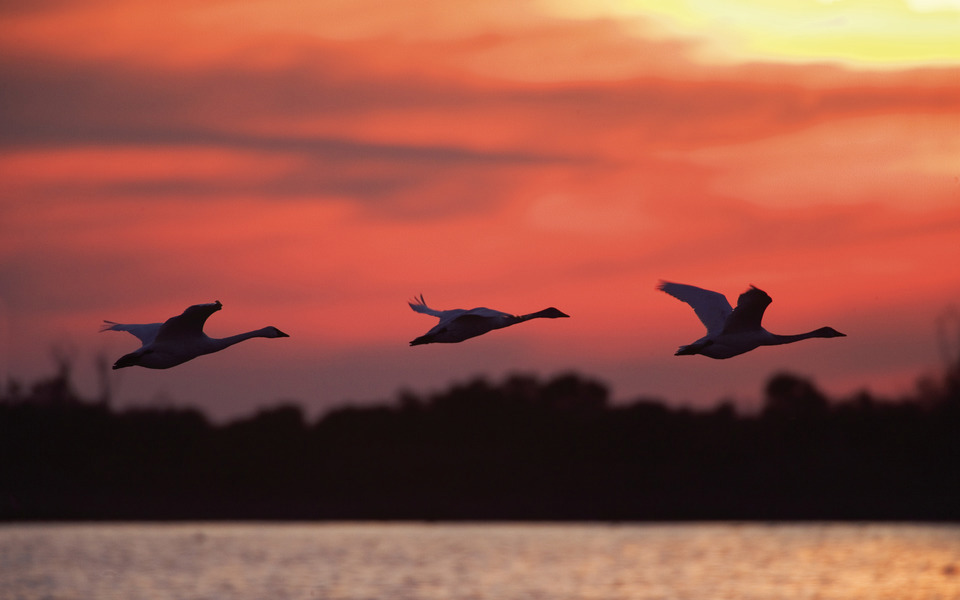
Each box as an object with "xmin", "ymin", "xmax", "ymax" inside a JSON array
[{"xmin": 275, "ymin": 329, "xmax": 290, "ymax": 337}]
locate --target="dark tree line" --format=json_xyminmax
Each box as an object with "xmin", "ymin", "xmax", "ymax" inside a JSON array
[{"xmin": 1, "ymin": 360, "xmax": 958, "ymax": 521}]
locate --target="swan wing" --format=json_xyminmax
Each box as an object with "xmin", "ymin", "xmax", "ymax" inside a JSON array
[
  {"xmin": 447, "ymin": 313, "xmax": 502, "ymax": 336},
  {"xmin": 408, "ymin": 294, "xmax": 450, "ymax": 319},
  {"xmin": 154, "ymin": 301, "xmax": 223, "ymax": 343},
  {"xmin": 462, "ymin": 307, "xmax": 512, "ymax": 319},
  {"xmin": 408, "ymin": 295, "xmax": 509, "ymax": 323},
  {"xmin": 658, "ymin": 281, "xmax": 733, "ymax": 337},
  {"xmin": 722, "ymin": 286, "xmax": 772, "ymax": 334},
  {"xmin": 100, "ymin": 321, "xmax": 163, "ymax": 346}
]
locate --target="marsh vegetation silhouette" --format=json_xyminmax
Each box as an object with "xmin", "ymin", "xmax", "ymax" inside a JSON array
[{"xmin": 1, "ymin": 358, "xmax": 958, "ymax": 521}]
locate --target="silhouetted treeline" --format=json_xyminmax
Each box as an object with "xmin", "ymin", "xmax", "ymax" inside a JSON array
[{"xmin": 2, "ymin": 361, "xmax": 958, "ymax": 521}]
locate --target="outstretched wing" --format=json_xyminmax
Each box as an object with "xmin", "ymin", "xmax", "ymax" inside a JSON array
[
  {"xmin": 100, "ymin": 321, "xmax": 163, "ymax": 346},
  {"xmin": 408, "ymin": 294, "xmax": 513, "ymax": 331},
  {"xmin": 658, "ymin": 281, "xmax": 733, "ymax": 337},
  {"xmin": 154, "ymin": 301, "xmax": 223, "ymax": 343},
  {"xmin": 408, "ymin": 294, "xmax": 494, "ymax": 326},
  {"xmin": 462, "ymin": 306, "xmax": 512, "ymax": 319},
  {"xmin": 408, "ymin": 294, "xmax": 447, "ymax": 318},
  {"xmin": 722, "ymin": 286, "xmax": 772, "ymax": 334}
]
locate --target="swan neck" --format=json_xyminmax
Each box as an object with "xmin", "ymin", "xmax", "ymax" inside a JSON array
[
  {"xmin": 517, "ymin": 309, "xmax": 558, "ymax": 322},
  {"xmin": 211, "ymin": 328, "xmax": 273, "ymax": 349},
  {"xmin": 515, "ymin": 312, "xmax": 541, "ymax": 323},
  {"xmin": 771, "ymin": 330, "xmax": 823, "ymax": 344}
]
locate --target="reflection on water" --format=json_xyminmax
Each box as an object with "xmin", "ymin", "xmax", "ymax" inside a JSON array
[{"xmin": 1, "ymin": 522, "xmax": 958, "ymax": 600}]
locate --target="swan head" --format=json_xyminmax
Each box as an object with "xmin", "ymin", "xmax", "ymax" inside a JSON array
[
  {"xmin": 539, "ymin": 307, "xmax": 570, "ymax": 319},
  {"xmin": 814, "ymin": 326, "xmax": 846, "ymax": 338},
  {"xmin": 265, "ymin": 326, "xmax": 290, "ymax": 338}
]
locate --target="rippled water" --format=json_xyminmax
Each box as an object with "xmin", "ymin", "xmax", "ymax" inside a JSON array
[{"xmin": 1, "ymin": 522, "xmax": 958, "ymax": 600}]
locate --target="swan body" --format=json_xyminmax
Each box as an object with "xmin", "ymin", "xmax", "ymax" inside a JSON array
[
  {"xmin": 408, "ymin": 294, "xmax": 569, "ymax": 345},
  {"xmin": 101, "ymin": 301, "xmax": 289, "ymax": 369},
  {"xmin": 658, "ymin": 281, "xmax": 845, "ymax": 359}
]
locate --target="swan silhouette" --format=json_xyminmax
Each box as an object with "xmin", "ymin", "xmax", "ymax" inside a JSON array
[
  {"xmin": 101, "ymin": 300, "xmax": 289, "ymax": 369},
  {"xmin": 658, "ymin": 281, "xmax": 845, "ymax": 359},
  {"xmin": 408, "ymin": 294, "xmax": 569, "ymax": 345}
]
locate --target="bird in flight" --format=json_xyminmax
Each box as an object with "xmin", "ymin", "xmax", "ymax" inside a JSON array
[
  {"xmin": 658, "ymin": 281, "xmax": 845, "ymax": 359},
  {"xmin": 408, "ymin": 294, "xmax": 569, "ymax": 345},
  {"xmin": 101, "ymin": 301, "xmax": 289, "ymax": 369}
]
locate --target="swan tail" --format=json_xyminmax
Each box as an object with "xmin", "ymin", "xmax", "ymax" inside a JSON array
[
  {"xmin": 409, "ymin": 334, "xmax": 432, "ymax": 346},
  {"xmin": 675, "ymin": 339, "xmax": 713, "ymax": 356}
]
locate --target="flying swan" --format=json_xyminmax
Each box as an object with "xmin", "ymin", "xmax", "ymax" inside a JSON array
[
  {"xmin": 658, "ymin": 281, "xmax": 845, "ymax": 359},
  {"xmin": 408, "ymin": 295, "xmax": 569, "ymax": 345},
  {"xmin": 101, "ymin": 300, "xmax": 289, "ymax": 369}
]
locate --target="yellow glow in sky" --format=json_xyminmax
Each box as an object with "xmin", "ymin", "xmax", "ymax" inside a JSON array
[{"xmin": 544, "ymin": 0, "xmax": 960, "ymax": 67}]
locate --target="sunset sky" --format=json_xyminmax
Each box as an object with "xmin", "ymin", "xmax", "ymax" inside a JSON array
[{"xmin": 2, "ymin": 0, "xmax": 959, "ymax": 421}]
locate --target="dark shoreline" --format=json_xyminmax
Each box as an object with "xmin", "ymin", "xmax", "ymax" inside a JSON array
[{"xmin": 3, "ymin": 370, "xmax": 959, "ymax": 522}]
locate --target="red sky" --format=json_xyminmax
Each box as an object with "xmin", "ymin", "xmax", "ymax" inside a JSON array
[{"xmin": 2, "ymin": 0, "xmax": 959, "ymax": 420}]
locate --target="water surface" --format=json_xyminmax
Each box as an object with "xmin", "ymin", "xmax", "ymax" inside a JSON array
[{"xmin": 1, "ymin": 522, "xmax": 958, "ymax": 599}]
